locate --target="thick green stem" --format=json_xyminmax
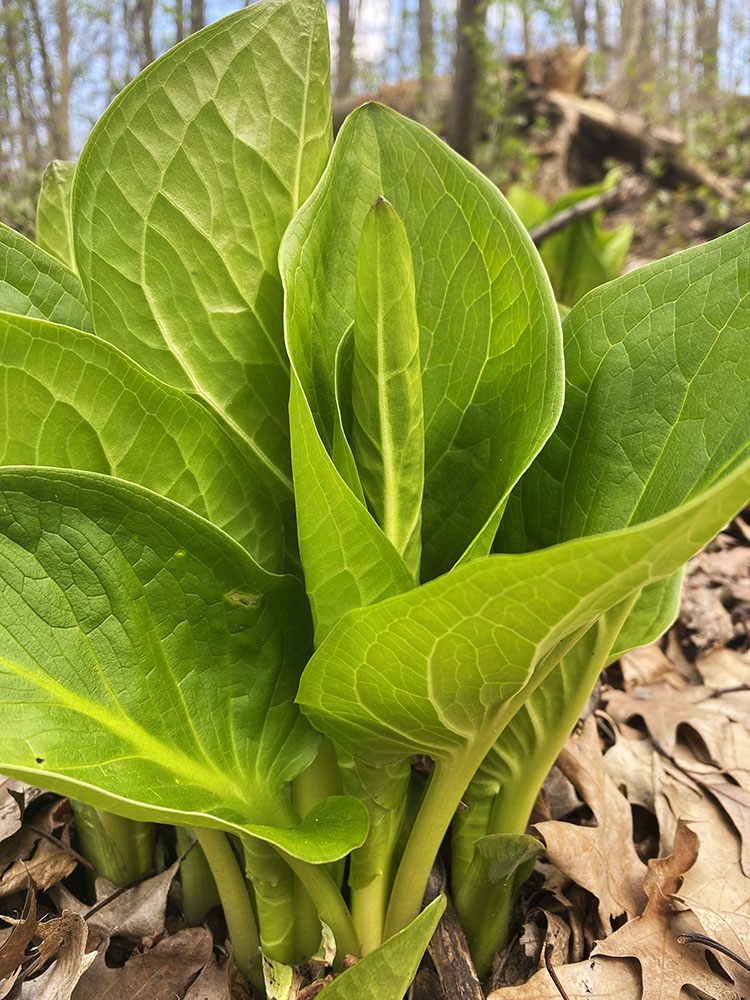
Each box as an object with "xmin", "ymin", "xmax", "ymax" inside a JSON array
[
  {"xmin": 175, "ymin": 827, "xmax": 220, "ymax": 926},
  {"xmin": 279, "ymin": 850, "xmax": 360, "ymax": 964},
  {"xmin": 72, "ymin": 802, "xmax": 153, "ymax": 886},
  {"xmin": 384, "ymin": 607, "xmax": 632, "ymax": 941},
  {"xmin": 292, "ymin": 737, "xmax": 342, "ymax": 815},
  {"xmin": 242, "ymin": 837, "xmax": 299, "ymax": 964},
  {"xmin": 383, "ymin": 750, "xmax": 486, "ymax": 940},
  {"xmin": 347, "ymin": 757, "xmax": 411, "ymax": 954},
  {"xmin": 195, "ymin": 828, "xmax": 261, "ymax": 988},
  {"xmin": 351, "ymin": 863, "xmax": 390, "ymax": 955},
  {"xmin": 291, "ymin": 739, "xmax": 347, "ymax": 956},
  {"xmin": 487, "ymin": 593, "xmax": 641, "ymax": 839},
  {"xmin": 453, "ymin": 594, "xmax": 642, "ymax": 976},
  {"xmin": 450, "ymin": 795, "xmax": 494, "ymax": 892},
  {"xmin": 458, "ymin": 876, "xmax": 514, "ymax": 976}
]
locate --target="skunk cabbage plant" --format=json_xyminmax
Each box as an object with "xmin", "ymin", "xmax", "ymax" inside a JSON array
[{"xmin": 1, "ymin": 0, "xmax": 750, "ymax": 992}]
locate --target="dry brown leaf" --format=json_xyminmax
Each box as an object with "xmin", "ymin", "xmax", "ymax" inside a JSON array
[
  {"xmin": 676, "ymin": 767, "xmax": 750, "ymax": 876},
  {"xmin": 603, "ymin": 731, "xmax": 655, "ymax": 811},
  {"xmin": 678, "ymin": 899, "xmax": 750, "ymax": 995},
  {"xmin": 605, "ymin": 683, "xmax": 714, "ymax": 755},
  {"xmin": 486, "ymin": 954, "xmax": 642, "ymax": 999},
  {"xmin": 50, "ymin": 862, "xmax": 179, "ymax": 940},
  {"xmin": 535, "ymin": 716, "xmax": 647, "ymax": 929},
  {"xmin": 0, "ymin": 800, "xmax": 76, "ymax": 899},
  {"xmin": 520, "ymin": 909, "xmax": 571, "ymax": 968},
  {"xmin": 682, "ymin": 535, "xmax": 750, "ymax": 650},
  {"xmin": 0, "ymin": 881, "xmax": 36, "ymax": 980},
  {"xmin": 696, "ymin": 647, "xmax": 750, "ymax": 689},
  {"xmin": 0, "ymin": 781, "xmax": 43, "ymax": 844},
  {"xmin": 619, "ymin": 642, "xmax": 685, "ymax": 691},
  {"xmin": 71, "ymin": 927, "xmax": 213, "ymax": 999},
  {"xmin": 24, "ymin": 912, "xmax": 96, "ymax": 1000},
  {"xmin": 592, "ymin": 821, "xmax": 733, "ymax": 999},
  {"xmin": 654, "ymin": 756, "xmax": 750, "ymax": 915},
  {"xmin": 183, "ymin": 955, "xmax": 230, "ymax": 1000}
]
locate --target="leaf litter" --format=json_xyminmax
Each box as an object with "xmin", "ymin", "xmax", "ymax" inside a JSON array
[{"xmin": 0, "ymin": 511, "xmax": 749, "ymax": 999}]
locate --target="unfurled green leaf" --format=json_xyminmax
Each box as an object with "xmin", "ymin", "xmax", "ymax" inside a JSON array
[
  {"xmin": 318, "ymin": 896, "xmax": 445, "ymax": 999},
  {"xmin": 73, "ymin": 0, "xmax": 332, "ymax": 504},
  {"xmin": 299, "ymin": 453, "xmax": 750, "ymax": 770},
  {"xmin": 0, "ymin": 313, "xmax": 292, "ymax": 570},
  {"xmin": 36, "ymin": 160, "xmax": 77, "ymax": 272},
  {"xmin": 498, "ymin": 223, "xmax": 750, "ymax": 555},
  {"xmin": 281, "ymin": 102, "xmax": 562, "ymax": 625},
  {"xmin": 288, "ymin": 374, "xmax": 414, "ymax": 641},
  {"xmin": 0, "ymin": 223, "xmax": 90, "ymax": 330},
  {"xmin": 350, "ymin": 197, "xmax": 424, "ymax": 578},
  {"xmin": 0, "ymin": 468, "xmax": 366, "ymax": 862}
]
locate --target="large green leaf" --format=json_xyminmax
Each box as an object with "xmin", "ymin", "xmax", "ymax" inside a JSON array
[
  {"xmin": 298, "ymin": 452, "xmax": 750, "ymax": 771},
  {"xmin": 0, "ymin": 468, "xmax": 366, "ymax": 862},
  {"xmin": 281, "ymin": 102, "xmax": 562, "ymax": 617},
  {"xmin": 36, "ymin": 160, "xmax": 77, "ymax": 273},
  {"xmin": 498, "ymin": 222, "xmax": 750, "ymax": 554},
  {"xmin": 73, "ymin": 0, "xmax": 332, "ymax": 501},
  {"xmin": 350, "ymin": 197, "xmax": 424, "ymax": 579},
  {"xmin": 318, "ymin": 896, "xmax": 445, "ymax": 999},
  {"xmin": 0, "ymin": 223, "xmax": 90, "ymax": 331},
  {"xmin": 287, "ymin": 374, "xmax": 414, "ymax": 641},
  {"xmin": 0, "ymin": 311, "xmax": 292, "ymax": 572}
]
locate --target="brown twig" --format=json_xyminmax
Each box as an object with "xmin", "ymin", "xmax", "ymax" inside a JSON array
[
  {"xmin": 544, "ymin": 943, "xmax": 571, "ymax": 1000},
  {"xmin": 528, "ymin": 185, "xmax": 622, "ymax": 246},
  {"xmin": 678, "ymin": 932, "xmax": 750, "ymax": 973},
  {"xmin": 709, "ymin": 683, "xmax": 750, "ymax": 698},
  {"xmin": 26, "ymin": 824, "xmax": 95, "ymax": 871}
]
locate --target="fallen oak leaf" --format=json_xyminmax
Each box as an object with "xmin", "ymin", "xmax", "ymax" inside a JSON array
[
  {"xmin": 660, "ymin": 748, "xmax": 750, "ymax": 878},
  {"xmin": 676, "ymin": 900, "xmax": 750, "ymax": 995},
  {"xmin": 0, "ymin": 779, "xmax": 43, "ymax": 842},
  {"xmin": 593, "ymin": 820, "xmax": 730, "ymax": 1000},
  {"xmin": 0, "ymin": 800, "xmax": 76, "ymax": 897},
  {"xmin": 184, "ymin": 955, "xmax": 230, "ymax": 999},
  {"xmin": 70, "ymin": 926, "xmax": 213, "ymax": 1000},
  {"xmin": 653, "ymin": 756, "xmax": 750, "ymax": 915},
  {"xmin": 534, "ymin": 716, "xmax": 647, "ymax": 930},
  {"xmin": 23, "ymin": 911, "xmax": 96, "ymax": 1000},
  {"xmin": 485, "ymin": 954, "xmax": 642, "ymax": 1000},
  {"xmin": 0, "ymin": 876, "xmax": 36, "ymax": 979},
  {"xmin": 50, "ymin": 862, "xmax": 177, "ymax": 940},
  {"xmin": 619, "ymin": 643, "xmax": 686, "ymax": 692}
]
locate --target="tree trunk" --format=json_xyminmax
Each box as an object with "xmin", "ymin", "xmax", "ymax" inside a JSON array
[
  {"xmin": 607, "ymin": 0, "xmax": 651, "ymax": 108},
  {"xmin": 190, "ymin": 0, "xmax": 205, "ymax": 35},
  {"xmin": 418, "ymin": 0, "xmax": 435, "ymax": 121},
  {"xmin": 136, "ymin": 0, "xmax": 155, "ymax": 69},
  {"xmin": 694, "ymin": 0, "xmax": 720, "ymax": 104},
  {"xmin": 28, "ymin": 0, "xmax": 62, "ymax": 158},
  {"xmin": 451, "ymin": 0, "xmax": 487, "ymax": 160},
  {"xmin": 520, "ymin": 0, "xmax": 532, "ymax": 54},
  {"xmin": 336, "ymin": 0, "xmax": 356, "ymax": 99},
  {"xmin": 2, "ymin": 0, "xmax": 32, "ymax": 162},
  {"xmin": 568, "ymin": 0, "xmax": 587, "ymax": 46},
  {"xmin": 175, "ymin": 0, "xmax": 184, "ymax": 43},
  {"xmin": 594, "ymin": 0, "xmax": 609, "ymax": 54},
  {"xmin": 56, "ymin": 0, "xmax": 71, "ymax": 159}
]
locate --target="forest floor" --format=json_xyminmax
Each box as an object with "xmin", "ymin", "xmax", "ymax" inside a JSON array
[{"xmin": 1, "ymin": 515, "xmax": 748, "ymax": 999}]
